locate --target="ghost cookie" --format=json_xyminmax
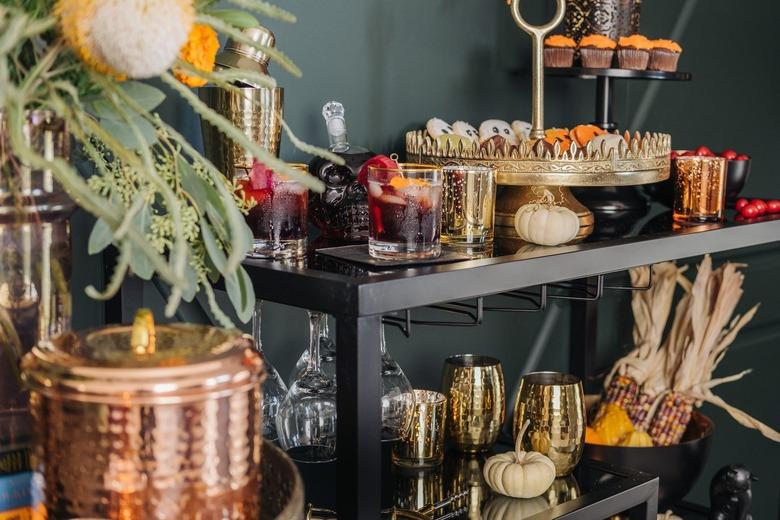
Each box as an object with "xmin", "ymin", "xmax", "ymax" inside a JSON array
[
  {"xmin": 426, "ymin": 118, "xmax": 454, "ymax": 138},
  {"xmin": 511, "ymin": 120, "xmax": 532, "ymax": 141},
  {"xmin": 452, "ymin": 121, "xmax": 479, "ymax": 142},
  {"xmin": 590, "ymin": 133, "xmax": 626, "ymax": 157},
  {"xmin": 479, "ymin": 119, "xmax": 518, "ymax": 146}
]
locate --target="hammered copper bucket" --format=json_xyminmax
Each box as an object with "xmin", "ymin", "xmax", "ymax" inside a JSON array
[
  {"xmin": 22, "ymin": 319, "xmax": 266, "ymax": 519},
  {"xmin": 565, "ymin": 0, "xmax": 642, "ymax": 42}
]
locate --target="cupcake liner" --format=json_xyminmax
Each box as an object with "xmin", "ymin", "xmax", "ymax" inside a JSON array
[
  {"xmin": 579, "ymin": 47, "xmax": 615, "ymax": 68},
  {"xmin": 648, "ymin": 49, "xmax": 680, "ymax": 72},
  {"xmin": 617, "ymin": 48, "xmax": 649, "ymax": 70},
  {"xmin": 544, "ymin": 47, "xmax": 575, "ymax": 68}
]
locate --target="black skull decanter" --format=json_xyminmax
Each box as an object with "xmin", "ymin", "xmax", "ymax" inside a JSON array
[{"xmin": 309, "ymin": 101, "xmax": 373, "ymax": 242}]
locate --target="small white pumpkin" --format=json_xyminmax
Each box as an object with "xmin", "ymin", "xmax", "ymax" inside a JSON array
[
  {"xmin": 514, "ymin": 190, "xmax": 579, "ymax": 246},
  {"xmin": 483, "ymin": 421, "xmax": 556, "ymax": 499}
]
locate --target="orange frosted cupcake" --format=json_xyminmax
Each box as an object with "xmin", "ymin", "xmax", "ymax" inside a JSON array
[
  {"xmin": 544, "ymin": 35, "xmax": 576, "ymax": 68},
  {"xmin": 649, "ymin": 39, "xmax": 682, "ymax": 72},
  {"xmin": 579, "ymin": 34, "xmax": 616, "ymax": 68},
  {"xmin": 617, "ymin": 35, "xmax": 652, "ymax": 70}
]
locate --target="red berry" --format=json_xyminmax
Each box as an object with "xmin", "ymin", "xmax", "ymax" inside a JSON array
[
  {"xmin": 358, "ymin": 155, "xmax": 399, "ymax": 185},
  {"xmin": 735, "ymin": 198, "xmax": 749, "ymax": 211},
  {"xmin": 735, "ymin": 154, "xmax": 750, "ymax": 161},
  {"xmin": 767, "ymin": 200, "xmax": 780, "ymax": 214},
  {"xmin": 740, "ymin": 204, "xmax": 759, "ymax": 219},
  {"xmin": 752, "ymin": 200, "xmax": 767, "ymax": 215},
  {"xmin": 720, "ymin": 149, "xmax": 738, "ymax": 160},
  {"xmin": 695, "ymin": 145, "xmax": 715, "ymax": 157}
]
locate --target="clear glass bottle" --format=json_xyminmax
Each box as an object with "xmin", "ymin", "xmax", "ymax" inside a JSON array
[
  {"xmin": 251, "ymin": 300, "xmax": 288, "ymax": 442},
  {"xmin": 276, "ymin": 311, "xmax": 338, "ymax": 462},
  {"xmin": 288, "ymin": 314, "xmax": 336, "ymax": 384},
  {"xmin": 308, "ymin": 101, "xmax": 372, "ymax": 242},
  {"xmin": 380, "ymin": 325, "xmax": 415, "ymax": 442}
]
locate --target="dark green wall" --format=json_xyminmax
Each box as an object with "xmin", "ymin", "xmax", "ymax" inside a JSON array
[{"xmin": 71, "ymin": 0, "xmax": 780, "ymax": 516}]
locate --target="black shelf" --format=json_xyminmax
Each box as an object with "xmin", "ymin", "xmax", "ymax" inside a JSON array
[
  {"xmin": 546, "ymin": 66, "xmax": 692, "ymax": 81},
  {"xmin": 238, "ymin": 208, "xmax": 780, "ymax": 519}
]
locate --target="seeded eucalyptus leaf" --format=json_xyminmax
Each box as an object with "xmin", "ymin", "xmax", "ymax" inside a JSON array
[
  {"xmin": 88, "ymin": 218, "xmax": 113, "ymax": 254},
  {"xmin": 119, "ymin": 82, "xmax": 166, "ymax": 112},
  {"xmin": 207, "ymin": 9, "xmax": 260, "ymax": 29},
  {"xmin": 182, "ymin": 263, "xmax": 198, "ymax": 302},
  {"xmin": 225, "ymin": 265, "xmax": 254, "ymax": 324},
  {"xmin": 200, "ymin": 219, "xmax": 227, "ymax": 275},
  {"xmin": 204, "ymin": 253, "xmax": 221, "ymax": 284},
  {"xmin": 128, "ymin": 208, "xmax": 154, "ymax": 279},
  {"xmin": 102, "ymin": 117, "xmax": 157, "ymax": 150},
  {"xmin": 179, "ymin": 159, "xmax": 210, "ymax": 214}
]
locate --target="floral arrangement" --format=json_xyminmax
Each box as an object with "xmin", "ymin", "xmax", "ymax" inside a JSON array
[{"xmin": 0, "ymin": 0, "xmax": 339, "ymax": 326}]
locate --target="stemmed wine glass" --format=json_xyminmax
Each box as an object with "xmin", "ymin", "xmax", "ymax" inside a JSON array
[
  {"xmin": 252, "ymin": 300, "xmax": 288, "ymax": 442},
  {"xmin": 380, "ymin": 325, "xmax": 415, "ymax": 442},
  {"xmin": 276, "ymin": 311, "xmax": 338, "ymax": 462},
  {"xmin": 288, "ymin": 314, "xmax": 336, "ymax": 383}
]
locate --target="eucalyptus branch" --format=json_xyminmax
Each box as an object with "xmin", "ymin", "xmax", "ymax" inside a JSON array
[
  {"xmin": 197, "ymin": 14, "xmax": 301, "ymax": 77},
  {"xmin": 203, "ymin": 281, "xmax": 235, "ymax": 329},
  {"xmin": 85, "ymin": 241, "xmax": 131, "ymax": 300},
  {"xmin": 225, "ymin": 0, "xmax": 297, "ymax": 23},
  {"xmin": 174, "ymin": 58, "xmax": 277, "ymax": 89}
]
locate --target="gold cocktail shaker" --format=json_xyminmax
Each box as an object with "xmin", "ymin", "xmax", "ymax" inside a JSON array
[
  {"xmin": 200, "ymin": 26, "xmax": 283, "ymax": 178},
  {"xmin": 22, "ymin": 315, "xmax": 265, "ymax": 519}
]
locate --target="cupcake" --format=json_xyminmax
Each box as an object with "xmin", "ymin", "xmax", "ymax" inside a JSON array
[
  {"xmin": 578, "ymin": 35, "xmax": 616, "ymax": 68},
  {"xmin": 648, "ymin": 39, "xmax": 682, "ymax": 72},
  {"xmin": 617, "ymin": 35, "xmax": 652, "ymax": 70},
  {"xmin": 544, "ymin": 35, "xmax": 576, "ymax": 68}
]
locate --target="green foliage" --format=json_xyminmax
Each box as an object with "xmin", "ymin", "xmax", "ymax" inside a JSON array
[{"xmin": 0, "ymin": 2, "xmax": 328, "ymax": 327}]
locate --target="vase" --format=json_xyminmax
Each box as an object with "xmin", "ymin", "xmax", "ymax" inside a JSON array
[
  {"xmin": 565, "ymin": 0, "xmax": 642, "ymax": 43},
  {"xmin": 0, "ymin": 110, "xmax": 74, "ymax": 474}
]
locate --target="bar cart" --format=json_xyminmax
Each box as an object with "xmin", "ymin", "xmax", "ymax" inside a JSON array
[{"xmin": 237, "ymin": 211, "xmax": 780, "ymax": 519}]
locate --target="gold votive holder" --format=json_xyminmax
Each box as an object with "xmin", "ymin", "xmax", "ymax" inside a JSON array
[
  {"xmin": 513, "ymin": 372, "xmax": 586, "ymax": 477},
  {"xmin": 23, "ymin": 319, "xmax": 265, "ymax": 519},
  {"xmin": 393, "ymin": 390, "xmax": 446, "ymax": 469},
  {"xmin": 441, "ymin": 355, "xmax": 505, "ymax": 452},
  {"xmin": 672, "ymin": 156, "xmax": 727, "ymax": 224},
  {"xmin": 441, "ymin": 165, "xmax": 497, "ymax": 250}
]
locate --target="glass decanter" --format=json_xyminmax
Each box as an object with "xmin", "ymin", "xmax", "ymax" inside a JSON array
[
  {"xmin": 276, "ymin": 311, "xmax": 338, "ymax": 462},
  {"xmin": 380, "ymin": 325, "xmax": 415, "ymax": 442},
  {"xmin": 252, "ymin": 300, "xmax": 288, "ymax": 442},
  {"xmin": 288, "ymin": 314, "xmax": 336, "ymax": 384}
]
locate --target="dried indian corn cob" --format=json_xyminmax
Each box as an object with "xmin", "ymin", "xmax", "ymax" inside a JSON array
[
  {"xmin": 628, "ymin": 391, "xmax": 654, "ymax": 428},
  {"xmin": 603, "ymin": 375, "xmax": 639, "ymax": 410},
  {"xmin": 648, "ymin": 392, "xmax": 694, "ymax": 446}
]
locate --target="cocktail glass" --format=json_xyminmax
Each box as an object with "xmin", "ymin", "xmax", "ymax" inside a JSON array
[
  {"xmin": 238, "ymin": 162, "xmax": 309, "ymax": 259},
  {"xmin": 367, "ymin": 164, "xmax": 443, "ymax": 260}
]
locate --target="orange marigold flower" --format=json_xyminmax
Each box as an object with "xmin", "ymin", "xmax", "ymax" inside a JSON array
[{"xmin": 175, "ymin": 24, "xmax": 220, "ymax": 88}]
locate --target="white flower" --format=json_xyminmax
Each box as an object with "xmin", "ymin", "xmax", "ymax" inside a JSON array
[{"xmin": 89, "ymin": 0, "xmax": 195, "ymax": 79}]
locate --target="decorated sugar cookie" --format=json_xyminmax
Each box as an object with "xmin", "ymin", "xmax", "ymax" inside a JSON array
[
  {"xmin": 426, "ymin": 118, "xmax": 454, "ymax": 138},
  {"xmin": 511, "ymin": 120, "xmax": 532, "ymax": 141},
  {"xmin": 479, "ymin": 119, "xmax": 518, "ymax": 146},
  {"xmin": 452, "ymin": 121, "xmax": 479, "ymax": 142}
]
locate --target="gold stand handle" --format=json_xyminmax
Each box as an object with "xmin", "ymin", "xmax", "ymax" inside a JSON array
[{"xmin": 509, "ymin": 0, "xmax": 566, "ymax": 139}]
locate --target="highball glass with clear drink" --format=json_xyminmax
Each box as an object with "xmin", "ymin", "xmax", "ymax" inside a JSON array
[
  {"xmin": 367, "ymin": 164, "xmax": 443, "ymax": 260},
  {"xmin": 238, "ymin": 162, "xmax": 309, "ymax": 258},
  {"xmin": 441, "ymin": 165, "xmax": 496, "ymax": 250}
]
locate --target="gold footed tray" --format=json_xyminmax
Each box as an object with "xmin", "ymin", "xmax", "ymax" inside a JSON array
[
  {"xmin": 406, "ymin": 130, "xmax": 671, "ymax": 239},
  {"xmin": 262, "ymin": 440, "xmax": 305, "ymax": 520}
]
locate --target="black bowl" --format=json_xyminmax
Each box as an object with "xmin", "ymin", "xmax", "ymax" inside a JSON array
[
  {"xmin": 584, "ymin": 412, "xmax": 714, "ymax": 508},
  {"xmin": 725, "ymin": 159, "xmax": 751, "ymax": 202}
]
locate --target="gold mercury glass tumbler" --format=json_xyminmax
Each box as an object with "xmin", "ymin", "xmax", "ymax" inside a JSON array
[
  {"xmin": 672, "ymin": 156, "xmax": 727, "ymax": 224},
  {"xmin": 513, "ymin": 372, "xmax": 586, "ymax": 477},
  {"xmin": 441, "ymin": 166, "xmax": 497, "ymax": 250},
  {"xmin": 441, "ymin": 355, "xmax": 505, "ymax": 452},
  {"xmin": 393, "ymin": 390, "xmax": 447, "ymax": 468}
]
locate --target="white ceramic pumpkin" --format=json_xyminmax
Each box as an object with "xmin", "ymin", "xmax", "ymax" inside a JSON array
[
  {"xmin": 482, "ymin": 421, "xmax": 556, "ymax": 499},
  {"xmin": 481, "ymin": 495, "xmax": 548, "ymax": 520},
  {"xmin": 513, "ymin": 190, "xmax": 579, "ymax": 246}
]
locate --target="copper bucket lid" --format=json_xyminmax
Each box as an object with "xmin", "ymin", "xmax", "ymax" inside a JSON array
[{"xmin": 23, "ymin": 314, "xmax": 263, "ymax": 404}]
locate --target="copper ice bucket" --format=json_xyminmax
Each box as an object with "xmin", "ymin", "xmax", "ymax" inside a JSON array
[{"xmin": 22, "ymin": 318, "xmax": 266, "ymax": 519}]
